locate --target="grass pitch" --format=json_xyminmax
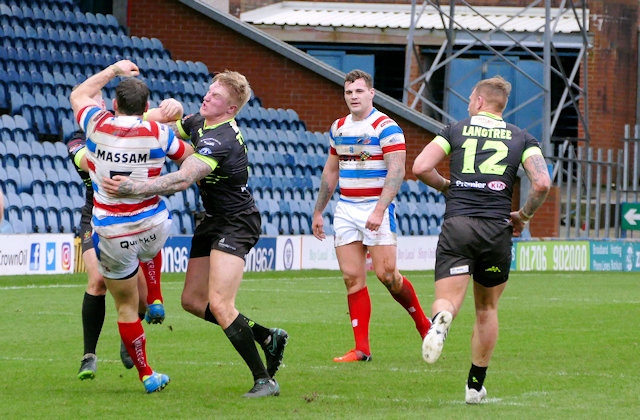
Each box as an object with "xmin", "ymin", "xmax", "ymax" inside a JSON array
[{"xmin": 0, "ymin": 270, "xmax": 638, "ymax": 419}]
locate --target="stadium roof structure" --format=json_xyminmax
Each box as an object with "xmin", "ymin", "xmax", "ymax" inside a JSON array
[
  {"xmin": 185, "ymin": 0, "xmax": 591, "ymax": 148},
  {"xmin": 240, "ymin": 2, "xmax": 587, "ymax": 47},
  {"xmin": 241, "ymin": 1, "xmax": 592, "ymax": 152}
]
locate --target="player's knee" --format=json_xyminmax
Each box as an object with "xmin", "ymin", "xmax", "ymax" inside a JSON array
[
  {"xmin": 376, "ymin": 269, "xmax": 399, "ymax": 288},
  {"xmin": 180, "ymin": 294, "xmax": 200, "ymax": 316}
]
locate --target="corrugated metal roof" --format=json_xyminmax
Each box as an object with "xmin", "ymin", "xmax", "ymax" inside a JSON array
[{"xmin": 240, "ymin": 2, "xmax": 588, "ymax": 34}]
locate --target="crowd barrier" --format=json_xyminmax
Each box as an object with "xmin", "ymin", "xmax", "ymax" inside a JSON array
[{"xmin": 2, "ymin": 233, "xmax": 640, "ymax": 275}]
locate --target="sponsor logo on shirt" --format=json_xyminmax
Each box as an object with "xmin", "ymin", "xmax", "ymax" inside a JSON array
[{"xmin": 488, "ymin": 181, "xmax": 507, "ymax": 191}]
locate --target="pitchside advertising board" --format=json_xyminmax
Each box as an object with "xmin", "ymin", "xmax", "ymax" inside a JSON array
[
  {"xmin": 512, "ymin": 239, "xmax": 640, "ymax": 272},
  {"xmin": 0, "ymin": 234, "xmax": 74, "ymax": 275},
  {"xmin": 3, "ymin": 234, "xmax": 640, "ymax": 275},
  {"xmin": 160, "ymin": 235, "xmax": 285, "ymax": 273}
]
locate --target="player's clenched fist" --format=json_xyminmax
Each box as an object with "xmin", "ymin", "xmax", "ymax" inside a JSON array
[{"xmin": 110, "ymin": 60, "xmax": 140, "ymax": 77}]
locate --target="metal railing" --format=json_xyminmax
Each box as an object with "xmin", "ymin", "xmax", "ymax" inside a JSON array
[{"xmin": 548, "ymin": 124, "xmax": 640, "ymax": 238}]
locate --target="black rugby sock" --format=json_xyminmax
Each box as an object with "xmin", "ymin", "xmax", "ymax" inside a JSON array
[
  {"xmin": 224, "ymin": 315, "xmax": 269, "ymax": 381},
  {"xmin": 205, "ymin": 304, "xmax": 270, "ymax": 344},
  {"xmin": 241, "ymin": 313, "xmax": 270, "ymax": 344},
  {"xmin": 82, "ymin": 293, "xmax": 105, "ymax": 355},
  {"xmin": 204, "ymin": 303, "xmax": 219, "ymax": 324},
  {"xmin": 467, "ymin": 363, "xmax": 488, "ymax": 391}
]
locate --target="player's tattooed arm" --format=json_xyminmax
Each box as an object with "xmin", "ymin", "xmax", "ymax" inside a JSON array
[
  {"xmin": 165, "ymin": 121, "xmax": 181, "ymax": 138},
  {"xmin": 102, "ymin": 155, "xmax": 211, "ymax": 197},
  {"xmin": 520, "ymin": 153, "xmax": 551, "ymax": 219},
  {"xmin": 314, "ymin": 154, "xmax": 339, "ymax": 214},
  {"xmin": 378, "ymin": 150, "xmax": 406, "ymax": 211}
]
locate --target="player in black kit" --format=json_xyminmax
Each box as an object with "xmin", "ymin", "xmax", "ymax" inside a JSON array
[
  {"xmin": 412, "ymin": 76, "xmax": 551, "ymax": 404},
  {"xmin": 102, "ymin": 70, "xmax": 287, "ymax": 398}
]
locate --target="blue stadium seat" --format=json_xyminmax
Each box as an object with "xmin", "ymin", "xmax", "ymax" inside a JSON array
[
  {"xmin": 71, "ymin": 193, "xmax": 84, "ymax": 209},
  {"xmin": 264, "ymin": 222, "xmax": 279, "ymax": 236},
  {"xmin": 46, "ymin": 208, "xmax": 61, "ymax": 233},
  {"xmin": 31, "ymin": 206, "xmax": 48, "ymax": 233},
  {"xmin": 9, "ymin": 90, "xmax": 23, "ymax": 114},
  {"xmin": 59, "ymin": 195, "xmax": 74, "ymax": 210},
  {"xmin": 427, "ymin": 215, "xmax": 441, "ymax": 235},
  {"xmin": 180, "ymin": 211, "xmax": 195, "ymax": 234},
  {"xmin": 3, "ymin": 138, "xmax": 20, "ymax": 156},
  {"xmin": 3, "ymin": 154, "xmax": 18, "ymax": 168},
  {"xmin": 6, "ymin": 205, "xmax": 27, "ymax": 233},
  {"xmin": 59, "ymin": 207, "xmax": 75, "ymax": 233},
  {"xmin": 2, "ymin": 178, "xmax": 19, "ymax": 197},
  {"xmin": 166, "ymin": 193, "xmax": 184, "ymax": 212},
  {"xmin": 45, "ymin": 194, "xmax": 61, "ymax": 209},
  {"xmin": 169, "ymin": 210, "xmax": 183, "ymax": 235}
]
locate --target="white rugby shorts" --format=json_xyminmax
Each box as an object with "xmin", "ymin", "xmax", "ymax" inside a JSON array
[
  {"xmin": 94, "ymin": 218, "xmax": 171, "ymax": 279},
  {"xmin": 333, "ymin": 200, "xmax": 398, "ymax": 247}
]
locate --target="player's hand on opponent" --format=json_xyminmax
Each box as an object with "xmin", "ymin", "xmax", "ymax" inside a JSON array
[
  {"xmin": 110, "ymin": 60, "xmax": 140, "ymax": 77},
  {"xmin": 158, "ymin": 98, "xmax": 184, "ymax": 121},
  {"xmin": 102, "ymin": 175, "xmax": 137, "ymax": 197}
]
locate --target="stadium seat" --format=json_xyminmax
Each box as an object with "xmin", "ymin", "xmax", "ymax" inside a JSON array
[
  {"xmin": 46, "ymin": 208, "xmax": 61, "ymax": 232},
  {"xmin": 169, "ymin": 210, "xmax": 183, "ymax": 235},
  {"xmin": 59, "ymin": 195, "xmax": 74, "ymax": 210},
  {"xmin": 180, "ymin": 211, "xmax": 195, "ymax": 234},
  {"xmin": 427, "ymin": 215, "xmax": 441, "ymax": 235},
  {"xmin": 264, "ymin": 222, "xmax": 279, "ymax": 236},
  {"xmin": 58, "ymin": 207, "xmax": 75, "ymax": 233},
  {"xmin": 397, "ymin": 213, "xmax": 411, "ymax": 236}
]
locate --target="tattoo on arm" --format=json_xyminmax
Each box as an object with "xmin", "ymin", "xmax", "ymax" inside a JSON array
[
  {"xmin": 315, "ymin": 156, "xmax": 339, "ymax": 213},
  {"xmin": 314, "ymin": 175, "xmax": 334, "ymax": 213},
  {"xmin": 378, "ymin": 151, "xmax": 406, "ymax": 210},
  {"xmin": 133, "ymin": 156, "xmax": 210, "ymax": 196},
  {"xmin": 522, "ymin": 154, "xmax": 551, "ymax": 216},
  {"xmin": 165, "ymin": 121, "xmax": 181, "ymax": 137}
]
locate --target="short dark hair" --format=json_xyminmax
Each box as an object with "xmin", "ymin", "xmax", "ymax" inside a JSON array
[
  {"xmin": 115, "ymin": 78, "xmax": 149, "ymax": 115},
  {"xmin": 344, "ymin": 69, "xmax": 373, "ymax": 88}
]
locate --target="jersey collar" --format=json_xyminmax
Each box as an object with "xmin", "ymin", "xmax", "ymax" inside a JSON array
[
  {"xmin": 477, "ymin": 111, "xmax": 503, "ymax": 121},
  {"xmin": 203, "ymin": 118, "xmax": 234, "ymax": 130}
]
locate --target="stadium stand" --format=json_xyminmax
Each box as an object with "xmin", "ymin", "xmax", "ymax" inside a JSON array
[{"xmin": 0, "ymin": 1, "xmax": 444, "ymax": 236}]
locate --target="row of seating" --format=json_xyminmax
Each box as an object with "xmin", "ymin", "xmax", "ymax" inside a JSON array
[
  {"xmin": 3, "ymin": 203, "xmax": 198, "ymax": 236},
  {"xmin": 238, "ymin": 106, "xmax": 306, "ymax": 131},
  {"xmin": 2, "ymin": 153, "xmax": 70, "ymax": 173},
  {"xmin": 398, "ymin": 213, "xmax": 442, "ymax": 236},
  {"xmin": 251, "ymin": 185, "xmax": 317, "ymax": 202},
  {"xmin": 4, "ymin": 204, "xmax": 79, "ymax": 234},
  {"xmin": 5, "ymin": 190, "xmax": 83, "ymax": 211},
  {"xmin": 0, "ymin": 4, "xmax": 121, "ymax": 33},
  {"xmin": 0, "ymin": 138, "xmax": 67, "ymax": 159},
  {"xmin": 1, "ymin": 167, "xmax": 77, "ymax": 196}
]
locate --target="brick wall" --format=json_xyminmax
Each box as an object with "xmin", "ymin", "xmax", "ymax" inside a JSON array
[
  {"xmin": 585, "ymin": 1, "xmax": 638, "ymax": 150},
  {"xmin": 530, "ymin": 186, "xmax": 561, "ymax": 238}
]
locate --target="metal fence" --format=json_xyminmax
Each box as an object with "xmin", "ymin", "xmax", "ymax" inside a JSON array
[{"xmin": 548, "ymin": 124, "xmax": 640, "ymax": 239}]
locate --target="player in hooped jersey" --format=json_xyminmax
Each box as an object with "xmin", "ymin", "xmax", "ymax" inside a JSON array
[
  {"xmin": 70, "ymin": 60, "xmax": 192, "ymax": 393},
  {"xmin": 413, "ymin": 75, "xmax": 551, "ymax": 403},
  {"xmin": 70, "ymin": 94, "xmax": 185, "ymax": 380},
  {"xmin": 312, "ymin": 69, "xmax": 431, "ymax": 363},
  {"xmin": 101, "ymin": 70, "xmax": 287, "ymax": 398}
]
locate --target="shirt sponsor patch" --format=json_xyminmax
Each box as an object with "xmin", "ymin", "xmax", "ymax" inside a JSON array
[
  {"xmin": 450, "ymin": 264, "xmax": 469, "ymax": 275},
  {"xmin": 488, "ymin": 181, "xmax": 507, "ymax": 191}
]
